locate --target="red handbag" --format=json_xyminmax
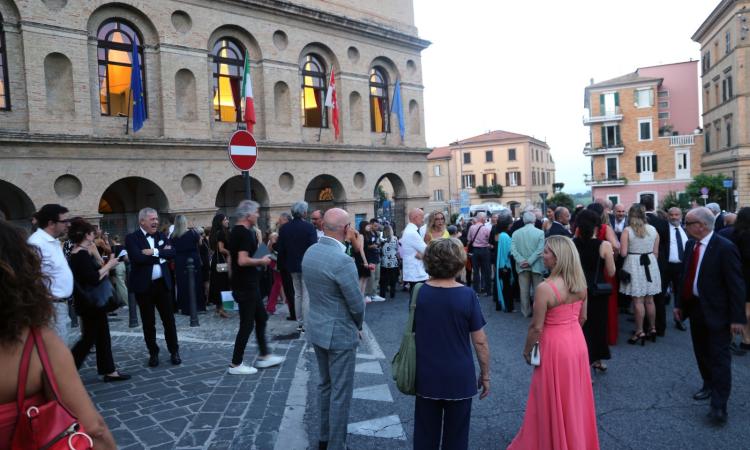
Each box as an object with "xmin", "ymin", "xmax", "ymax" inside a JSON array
[{"xmin": 11, "ymin": 328, "xmax": 93, "ymax": 450}]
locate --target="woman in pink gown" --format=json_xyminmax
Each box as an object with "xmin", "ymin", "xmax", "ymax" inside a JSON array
[{"xmin": 508, "ymin": 236, "xmax": 600, "ymax": 450}]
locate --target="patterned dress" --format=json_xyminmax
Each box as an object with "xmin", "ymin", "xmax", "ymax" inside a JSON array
[{"xmin": 619, "ymin": 225, "xmax": 662, "ymax": 297}]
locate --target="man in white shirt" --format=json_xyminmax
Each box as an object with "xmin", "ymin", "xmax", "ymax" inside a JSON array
[
  {"xmin": 310, "ymin": 209, "xmax": 325, "ymax": 241},
  {"xmin": 27, "ymin": 204, "xmax": 74, "ymax": 345},
  {"xmin": 400, "ymin": 208, "xmax": 428, "ymax": 298},
  {"xmin": 666, "ymin": 207, "xmax": 689, "ymax": 331}
]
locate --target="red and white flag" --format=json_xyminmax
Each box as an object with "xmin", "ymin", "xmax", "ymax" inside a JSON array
[
  {"xmin": 240, "ymin": 49, "xmax": 256, "ymax": 133},
  {"xmin": 325, "ymin": 71, "xmax": 340, "ymax": 139}
]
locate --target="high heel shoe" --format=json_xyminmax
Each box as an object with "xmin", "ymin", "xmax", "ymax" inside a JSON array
[
  {"xmin": 648, "ymin": 328, "xmax": 657, "ymax": 342},
  {"xmin": 592, "ymin": 361, "xmax": 608, "ymax": 373},
  {"xmin": 627, "ymin": 332, "xmax": 646, "ymax": 346}
]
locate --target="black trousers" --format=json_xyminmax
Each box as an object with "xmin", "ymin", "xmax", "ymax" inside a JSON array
[
  {"xmin": 414, "ymin": 396, "xmax": 472, "ymax": 450},
  {"xmin": 379, "ymin": 267, "xmax": 399, "ymax": 298},
  {"xmin": 496, "ymin": 268, "xmax": 513, "ymax": 312},
  {"xmin": 687, "ymin": 299, "xmax": 732, "ymax": 411},
  {"xmin": 232, "ymin": 287, "xmax": 269, "ymax": 365},
  {"xmin": 665, "ymin": 262, "xmax": 683, "ymax": 306},
  {"xmin": 280, "ymin": 269, "xmax": 296, "ymax": 319},
  {"xmin": 135, "ymin": 278, "xmax": 179, "ymax": 356},
  {"xmin": 71, "ymin": 309, "xmax": 115, "ymax": 375},
  {"xmin": 470, "ymin": 247, "xmax": 491, "ymax": 294}
]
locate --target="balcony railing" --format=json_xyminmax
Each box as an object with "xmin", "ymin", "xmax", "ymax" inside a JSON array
[
  {"xmin": 583, "ymin": 107, "xmax": 623, "ymax": 125},
  {"xmin": 583, "ymin": 143, "xmax": 625, "ymax": 156},
  {"xmin": 668, "ymin": 134, "xmax": 695, "ymax": 146},
  {"xmin": 584, "ymin": 176, "xmax": 627, "ymax": 186}
]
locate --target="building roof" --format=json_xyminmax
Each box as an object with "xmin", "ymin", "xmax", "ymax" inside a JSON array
[
  {"xmin": 692, "ymin": 0, "xmax": 736, "ymax": 43},
  {"xmin": 449, "ymin": 130, "xmax": 548, "ymax": 147},
  {"xmin": 587, "ymin": 71, "xmax": 663, "ymax": 90},
  {"xmin": 427, "ymin": 146, "xmax": 452, "ymax": 160}
]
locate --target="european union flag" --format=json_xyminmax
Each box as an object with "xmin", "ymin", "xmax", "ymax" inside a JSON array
[
  {"xmin": 391, "ymin": 78, "xmax": 405, "ymax": 141},
  {"xmin": 130, "ymin": 38, "xmax": 146, "ymax": 132}
]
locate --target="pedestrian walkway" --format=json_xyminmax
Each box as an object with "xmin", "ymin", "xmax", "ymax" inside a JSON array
[{"xmin": 80, "ymin": 308, "xmax": 303, "ymax": 449}]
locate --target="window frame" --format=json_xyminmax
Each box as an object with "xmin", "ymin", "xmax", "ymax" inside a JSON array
[
  {"xmin": 605, "ymin": 155, "xmax": 619, "ymax": 180},
  {"xmin": 0, "ymin": 16, "xmax": 9, "ymax": 110},
  {"xmin": 485, "ymin": 150, "xmax": 493, "ymax": 162},
  {"xmin": 508, "ymin": 148, "xmax": 516, "ymax": 161},
  {"xmin": 461, "ymin": 174, "xmax": 475, "ymax": 189},
  {"xmin": 433, "ymin": 164, "xmax": 441, "ymax": 177},
  {"xmin": 675, "ymin": 149, "xmax": 690, "ymax": 179},
  {"xmin": 301, "ymin": 54, "xmax": 328, "ymax": 128},
  {"xmin": 211, "ymin": 37, "xmax": 245, "ymax": 123},
  {"xmin": 96, "ymin": 18, "xmax": 147, "ymax": 117},
  {"xmin": 463, "ymin": 152, "xmax": 471, "ymax": 164},
  {"xmin": 634, "ymin": 88, "xmax": 653, "ymax": 108},
  {"xmin": 369, "ymin": 66, "xmax": 389, "ymax": 133},
  {"xmin": 638, "ymin": 118, "xmax": 652, "ymax": 141}
]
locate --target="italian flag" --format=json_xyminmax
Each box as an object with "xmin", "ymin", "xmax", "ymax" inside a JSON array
[{"xmin": 241, "ymin": 50, "xmax": 256, "ymax": 133}]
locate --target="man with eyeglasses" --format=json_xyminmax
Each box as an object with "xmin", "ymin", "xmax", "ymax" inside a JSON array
[{"xmin": 27, "ymin": 204, "xmax": 74, "ymax": 345}]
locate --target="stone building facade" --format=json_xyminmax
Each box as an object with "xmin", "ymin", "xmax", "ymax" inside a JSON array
[
  {"xmin": 693, "ymin": 0, "xmax": 750, "ymax": 210},
  {"xmin": 425, "ymin": 146, "xmax": 452, "ymax": 216},
  {"xmin": 0, "ymin": 0, "xmax": 430, "ymax": 235},
  {"xmin": 583, "ymin": 62, "xmax": 703, "ymax": 208}
]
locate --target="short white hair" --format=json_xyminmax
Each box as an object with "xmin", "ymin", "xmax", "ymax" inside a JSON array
[
  {"xmin": 235, "ymin": 200, "xmax": 259, "ymax": 219},
  {"xmin": 291, "ymin": 201, "xmax": 308, "ymax": 218},
  {"xmin": 522, "ymin": 211, "xmax": 536, "ymax": 224},
  {"xmin": 138, "ymin": 207, "xmax": 157, "ymax": 222},
  {"xmin": 689, "ymin": 207, "xmax": 715, "ymax": 230},
  {"xmin": 705, "ymin": 203, "xmax": 721, "ymax": 215}
]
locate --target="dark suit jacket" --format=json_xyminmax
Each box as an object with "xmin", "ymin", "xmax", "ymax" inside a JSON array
[
  {"xmin": 646, "ymin": 212, "xmax": 669, "ymax": 287},
  {"xmin": 546, "ymin": 221, "xmax": 572, "ymax": 238},
  {"xmin": 676, "ymin": 233, "xmax": 746, "ymax": 330},
  {"xmin": 276, "ymin": 217, "xmax": 318, "ymax": 273},
  {"xmin": 715, "ymin": 212, "xmax": 726, "ymax": 232},
  {"xmin": 125, "ymin": 229, "xmax": 175, "ymax": 294}
]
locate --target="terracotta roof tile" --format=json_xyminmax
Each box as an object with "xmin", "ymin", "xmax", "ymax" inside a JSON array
[
  {"xmin": 452, "ymin": 130, "xmax": 544, "ymax": 145},
  {"xmin": 427, "ymin": 146, "xmax": 452, "ymax": 159}
]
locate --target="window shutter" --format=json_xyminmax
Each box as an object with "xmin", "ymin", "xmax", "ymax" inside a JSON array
[
  {"xmin": 601, "ymin": 126, "xmax": 606, "ymax": 147},
  {"xmin": 599, "ymin": 94, "xmax": 605, "ymax": 113},
  {"xmin": 614, "ymin": 92, "xmax": 619, "ymax": 107},
  {"xmin": 517, "ymin": 172, "xmax": 522, "ymax": 186},
  {"xmin": 728, "ymin": 76, "xmax": 733, "ymax": 98},
  {"xmin": 505, "ymin": 172, "xmax": 510, "ymax": 186},
  {"xmin": 634, "ymin": 89, "xmax": 639, "ymax": 107},
  {"xmin": 615, "ymin": 126, "xmax": 621, "ymax": 146},
  {"xmin": 636, "ymin": 156, "xmax": 641, "ymax": 173},
  {"xmin": 652, "ymin": 155, "xmax": 658, "ymax": 172}
]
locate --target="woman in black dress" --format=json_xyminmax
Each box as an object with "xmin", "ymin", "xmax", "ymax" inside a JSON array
[
  {"xmin": 68, "ymin": 218, "xmax": 130, "ymax": 382},
  {"xmin": 729, "ymin": 207, "xmax": 750, "ymax": 351},
  {"xmin": 208, "ymin": 214, "xmax": 231, "ymax": 318},
  {"xmin": 573, "ymin": 209, "xmax": 616, "ymax": 372},
  {"xmin": 355, "ymin": 221, "xmax": 373, "ymax": 301},
  {"xmin": 172, "ymin": 215, "xmax": 205, "ymax": 315}
]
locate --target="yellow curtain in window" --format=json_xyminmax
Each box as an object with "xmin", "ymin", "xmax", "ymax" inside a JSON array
[
  {"xmin": 372, "ymin": 97, "xmax": 383, "ymax": 132},
  {"xmin": 213, "ymin": 48, "xmax": 239, "ymax": 122},
  {"xmin": 303, "ymin": 81, "xmax": 317, "ymax": 110}
]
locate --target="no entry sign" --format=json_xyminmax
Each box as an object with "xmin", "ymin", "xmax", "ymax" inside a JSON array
[{"xmin": 228, "ymin": 130, "xmax": 257, "ymax": 171}]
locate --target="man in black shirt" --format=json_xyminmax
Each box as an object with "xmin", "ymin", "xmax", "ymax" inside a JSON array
[{"xmin": 227, "ymin": 200, "xmax": 285, "ymax": 375}]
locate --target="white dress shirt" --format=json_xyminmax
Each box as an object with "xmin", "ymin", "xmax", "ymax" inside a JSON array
[
  {"xmin": 668, "ymin": 224, "xmax": 688, "ymax": 263},
  {"xmin": 141, "ymin": 228, "xmax": 163, "ymax": 280},
  {"xmin": 28, "ymin": 228, "xmax": 73, "ymax": 299},
  {"xmin": 400, "ymin": 223, "xmax": 428, "ymax": 282},
  {"xmin": 613, "ymin": 219, "xmax": 626, "ymax": 234},
  {"xmin": 316, "ymin": 229, "xmax": 325, "ymax": 241},
  {"xmin": 693, "ymin": 231, "xmax": 713, "ymax": 297}
]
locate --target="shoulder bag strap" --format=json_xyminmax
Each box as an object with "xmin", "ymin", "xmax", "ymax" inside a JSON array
[
  {"xmin": 15, "ymin": 331, "xmax": 36, "ymax": 413},
  {"xmin": 30, "ymin": 329, "xmax": 64, "ymax": 401},
  {"xmin": 406, "ymin": 282, "xmax": 423, "ymax": 334},
  {"xmin": 467, "ymin": 226, "xmax": 478, "ymax": 247}
]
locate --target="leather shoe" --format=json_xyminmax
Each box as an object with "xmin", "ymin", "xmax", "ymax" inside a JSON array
[
  {"xmin": 674, "ymin": 320, "xmax": 687, "ymax": 331},
  {"xmin": 707, "ymin": 407, "xmax": 727, "ymax": 425},
  {"xmin": 103, "ymin": 373, "xmax": 131, "ymax": 382},
  {"xmin": 693, "ymin": 387, "xmax": 712, "ymax": 401},
  {"xmin": 170, "ymin": 352, "xmax": 182, "ymax": 365},
  {"xmin": 148, "ymin": 354, "xmax": 159, "ymax": 367}
]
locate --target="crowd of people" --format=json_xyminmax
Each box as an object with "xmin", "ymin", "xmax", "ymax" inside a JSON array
[{"xmin": 1, "ymin": 192, "xmax": 748, "ymax": 449}]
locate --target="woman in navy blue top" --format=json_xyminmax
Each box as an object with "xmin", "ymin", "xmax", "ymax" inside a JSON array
[{"xmin": 414, "ymin": 237, "xmax": 490, "ymax": 450}]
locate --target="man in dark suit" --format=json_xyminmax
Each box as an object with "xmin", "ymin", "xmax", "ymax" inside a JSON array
[
  {"xmin": 640, "ymin": 194, "xmax": 669, "ymax": 336},
  {"xmin": 666, "ymin": 207, "xmax": 689, "ymax": 331},
  {"xmin": 610, "ymin": 203, "xmax": 628, "ymax": 240},
  {"xmin": 546, "ymin": 207, "xmax": 572, "ymax": 238},
  {"xmin": 675, "ymin": 207, "xmax": 746, "ymax": 425},
  {"xmin": 125, "ymin": 207, "xmax": 180, "ymax": 367},
  {"xmin": 276, "ymin": 201, "xmax": 318, "ymax": 332}
]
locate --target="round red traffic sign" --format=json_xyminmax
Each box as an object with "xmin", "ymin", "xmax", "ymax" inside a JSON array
[{"xmin": 227, "ymin": 130, "xmax": 258, "ymax": 171}]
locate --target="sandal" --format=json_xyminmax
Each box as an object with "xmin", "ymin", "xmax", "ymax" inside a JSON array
[{"xmin": 627, "ymin": 332, "xmax": 646, "ymax": 346}]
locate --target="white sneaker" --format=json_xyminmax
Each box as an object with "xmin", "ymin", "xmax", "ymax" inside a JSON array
[
  {"xmin": 228, "ymin": 363, "xmax": 258, "ymax": 375},
  {"xmin": 371, "ymin": 295, "xmax": 386, "ymax": 302},
  {"xmin": 365, "ymin": 296, "xmax": 372, "ymax": 304},
  {"xmin": 255, "ymin": 355, "xmax": 285, "ymax": 369}
]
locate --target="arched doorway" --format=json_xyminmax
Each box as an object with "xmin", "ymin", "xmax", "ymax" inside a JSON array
[
  {"xmin": 304, "ymin": 174, "xmax": 346, "ymax": 213},
  {"xmin": 99, "ymin": 177, "xmax": 169, "ymax": 237},
  {"xmin": 0, "ymin": 180, "xmax": 36, "ymax": 229},
  {"xmin": 215, "ymin": 176, "xmax": 270, "ymax": 231},
  {"xmin": 374, "ymin": 173, "xmax": 407, "ymax": 231}
]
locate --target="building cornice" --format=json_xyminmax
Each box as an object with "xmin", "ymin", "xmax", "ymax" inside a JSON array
[
  {"xmin": 0, "ymin": 132, "xmax": 430, "ymax": 155},
  {"xmin": 692, "ymin": 0, "xmax": 737, "ymax": 42},
  {"xmin": 213, "ymin": 0, "xmax": 431, "ymax": 51}
]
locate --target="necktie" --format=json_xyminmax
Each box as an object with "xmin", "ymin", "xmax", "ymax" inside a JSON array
[
  {"xmin": 681, "ymin": 241, "xmax": 701, "ymax": 304},
  {"xmin": 675, "ymin": 227, "xmax": 684, "ymax": 261}
]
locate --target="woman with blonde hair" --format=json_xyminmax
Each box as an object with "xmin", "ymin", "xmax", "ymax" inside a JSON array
[
  {"xmin": 424, "ymin": 210, "xmax": 450, "ymax": 244},
  {"xmin": 619, "ymin": 204, "xmax": 661, "ymax": 345},
  {"xmin": 508, "ymin": 235, "xmax": 600, "ymax": 449}
]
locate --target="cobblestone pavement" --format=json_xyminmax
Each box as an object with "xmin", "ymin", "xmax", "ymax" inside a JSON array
[{"xmin": 79, "ymin": 306, "xmax": 304, "ymax": 450}]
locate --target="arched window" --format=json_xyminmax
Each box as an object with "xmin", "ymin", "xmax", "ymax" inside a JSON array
[
  {"xmin": 0, "ymin": 14, "xmax": 9, "ymax": 110},
  {"xmin": 211, "ymin": 38, "xmax": 244, "ymax": 122},
  {"xmin": 300, "ymin": 54, "xmax": 327, "ymax": 128},
  {"xmin": 369, "ymin": 67, "xmax": 389, "ymax": 133},
  {"xmin": 97, "ymin": 19, "xmax": 146, "ymax": 117}
]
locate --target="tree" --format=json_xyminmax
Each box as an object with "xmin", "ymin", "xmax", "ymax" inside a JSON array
[
  {"xmin": 661, "ymin": 191, "xmax": 690, "ymax": 212},
  {"xmin": 552, "ymin": 182, "xmax": 565, "ymax": 193},
  {"xmin": 547, "ymin": 192, "xmax": 575, "ymax": 211},
  {"xmin": 685, "ymin": 173, "xmax": 727, "ymax": 208}
]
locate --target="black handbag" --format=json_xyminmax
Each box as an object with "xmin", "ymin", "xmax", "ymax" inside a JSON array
[
  {"xmin": 591, "ymin": 247, "xmax": 612, "ymax": 297},
  {"xmin": 618, "ymin": 269, "xmax": 631, "ymax": 285},
  {"xmin": 75, "ymin": 278, "xmax": 116, "ymax": 312}
]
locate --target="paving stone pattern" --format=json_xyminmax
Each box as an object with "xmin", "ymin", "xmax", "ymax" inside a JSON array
[{"xmin": 80, "ymin": 310, "xmax": 303, "ymax": 449}]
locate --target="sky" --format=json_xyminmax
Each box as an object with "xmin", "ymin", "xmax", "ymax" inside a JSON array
[{"xmin": 412, "ymin": 0, "xmax": 718, "ymax": 193}]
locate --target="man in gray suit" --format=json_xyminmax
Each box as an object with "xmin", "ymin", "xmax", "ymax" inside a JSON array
[{"xmin": 302, "ymin": 208, "xmax": 365, "ymax": 450}]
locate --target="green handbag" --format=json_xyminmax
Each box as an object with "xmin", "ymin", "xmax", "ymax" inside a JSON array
[{"xmin": 391, "ymin": 282, "xmax": 423, "ymax": 395}]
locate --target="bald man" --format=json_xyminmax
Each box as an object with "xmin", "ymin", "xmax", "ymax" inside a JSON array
[
  {"xmin": 401, "ymin": 208, "xmax": 429, "ymax": 297},
  {"xmin": 302, "ymin": 208, "xmax": 364, "ymax": 450}
]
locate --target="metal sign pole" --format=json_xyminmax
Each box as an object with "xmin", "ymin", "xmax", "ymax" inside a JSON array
[{"xmin": 243, "ymin": 170, "xmax": 252, "ymax": 200}]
